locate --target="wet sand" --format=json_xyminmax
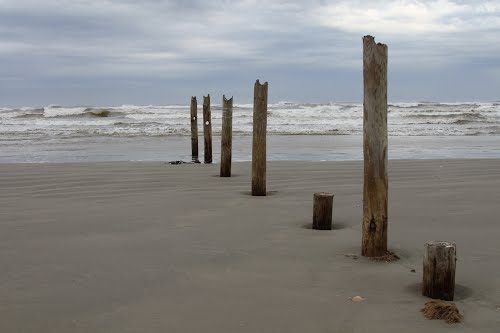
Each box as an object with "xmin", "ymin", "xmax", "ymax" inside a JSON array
[
  {"xmin": 1, "ymin": 159, "xmax": 499, "ymax": 332},
  {"xmin": 2, "ymin": 135, "xmax": 500, "ymax": 163}
]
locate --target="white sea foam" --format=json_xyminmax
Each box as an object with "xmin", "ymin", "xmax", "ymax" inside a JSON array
[
  {"xmin": 1, "ymin": 102, "xmax": 499, "ymax": 143},
  {"xmin": 43, "ymin": 106, "xmax": 88, "ymax": 117}
]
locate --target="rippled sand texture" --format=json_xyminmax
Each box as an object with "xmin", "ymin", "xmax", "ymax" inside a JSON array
[{"xmin": 1, "ymin": 160, "xmax": 499, "ymax": 332}]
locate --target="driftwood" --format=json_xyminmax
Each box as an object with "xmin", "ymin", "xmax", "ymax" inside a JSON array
[{"xmin": 168, "ymin": 160, "xmax": 200, "ymax": 165}]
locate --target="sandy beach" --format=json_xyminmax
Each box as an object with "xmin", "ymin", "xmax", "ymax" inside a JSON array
[{"xmin": 1, "ymin": 159, "xmax": 499, "ymax": 332}]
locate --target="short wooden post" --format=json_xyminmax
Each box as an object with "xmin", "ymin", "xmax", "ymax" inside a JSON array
[
  {"xmin": 312, "ymin": 192, "xmax": 334, "ymax": 230},
  {"xmin": 190, "ymin": 96, "xmax": 199, "ymax": 162},
  {"xmin": 362, "ymin": 35, "xmax": 388, "ymax": 257},
  {"xmin": 203, "ymin": 94, "xmax": 212, "ymax": 164},
  {"xmin": 220, "ymin": 95, "xmax": 233, "ymax": 177},
  {"xmin": 252, "ymin": 80, "xmax": 268, "ymax": 196},
  {"xmin": 423, "ymin": 241, "xmax": 457, "ymax": 301}
]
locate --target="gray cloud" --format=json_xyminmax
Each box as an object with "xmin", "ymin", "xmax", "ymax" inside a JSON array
[{"xmin": 0, "ymin": 0, "xmax": 499, "ymax": 105}]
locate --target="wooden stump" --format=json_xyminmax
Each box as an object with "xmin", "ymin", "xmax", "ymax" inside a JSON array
[
  {"xmin": 190, "ymin": 96, "xmax": 199, "ymax": 162},
  {"xmin": 423, "ymin": 241, "xmax": 457, "ymax": 301},
  {"xmin": 312, "ymin": 192, "xmax": 334, "ymax": 230},
  {"xmin": 252, "ymin": 80, "xmax": 268, "ymax": 196},
  {"xmin": 362, "ymin": 35, "xmax": 388, "ymax": 257},
  {"xmin": 220, "ymin": 95, "xmax": 233, "ymax": 177},
  {"xmin": 203, "ymin": 94, "xmax": 212, "ymax": 164}
]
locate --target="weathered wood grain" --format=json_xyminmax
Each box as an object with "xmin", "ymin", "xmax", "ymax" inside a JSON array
[
  {"xmin": 203, "ymin": 95, "xmax": 212, "ymax": 164},
  {"xmin": 220, "ymin": 95, "xmax": 233, "ymax": 177},
  {"xmin": 190, "ymin": 96, "xmax": 198, "ymax": 162},
  {"xmin": 423, "ymin": 241, "xmax": 457, "ymax": 301},
  {"xmin": 252, "ymin": 80, "xmax": 268, "ymax": 196},
  {"xmin": 313, "ymin": 192, "xmax": 334, "ymax": 230},
  {"xmin": 362, "ymin": 35, "xmax": 388, "ymax": 257}
]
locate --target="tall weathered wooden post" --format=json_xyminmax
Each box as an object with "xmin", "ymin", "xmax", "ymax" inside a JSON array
[
  {"xmin": 190, "ymin": 96, "xmax": 199, "ymax": 162},
  {"xmin": 252, "ymin": 80, "xmax": 268, "ymax": 196},
  {"xmin": 220, "ymin": 95, "xmax": 233, "ymax": 177},
  {"xmin": 362, "ymin": 35, "xmax": 388, "ymax": 257},
  {"xmin": 203, "ymin": 94, "xmax": 212, "ymax": 164}
]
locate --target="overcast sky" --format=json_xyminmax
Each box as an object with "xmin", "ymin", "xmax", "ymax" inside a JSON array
[{"xmin": 1, "ymin": 0, "xmax": 499, "ymax": 106}]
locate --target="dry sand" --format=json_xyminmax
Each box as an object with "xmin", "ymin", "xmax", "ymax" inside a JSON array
[{"xmin": 1, "ymin": 159, "xmax": 499, "ymax": 332}]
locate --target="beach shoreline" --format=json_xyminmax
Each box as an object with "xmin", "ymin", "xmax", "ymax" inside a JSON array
[
  {"xmin": 1, "ymin": 159, "xmax": 499, "ymax": 332},
  {"xmin": 1, "ymin": 134, "xmax": 500, "ymax": 163}
]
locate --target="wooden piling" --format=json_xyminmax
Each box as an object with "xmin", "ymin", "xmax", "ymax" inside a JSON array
[
  {"xmin": 220, "ymin": 95, "xmax": 233, "ymax": 177},
  {"xmin": 203, "ymin": 94, "xmax": 212, "ymax": 164},
  {"xmin": 362, "ymin": 35, "xmax": 388, "ymax": 257},
  {"xmin": 190, "ymin": 96, "xmax": 199, "ymax": 162},
  {"xmin": 251, "ymin": 80, "xmax": 268, "ymax": 196},
  {"xmin": 423, "ymin": 241, "xmax": 457, "ymax": 301},
  {"xmin": 312, "ymin": 192, "xmax": 334, "ymax": 230}
]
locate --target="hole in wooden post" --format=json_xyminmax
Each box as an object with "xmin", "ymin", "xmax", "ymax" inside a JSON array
[{"xmin": 205, "ymin": 121, "xmax": 210, "ymax": 126}]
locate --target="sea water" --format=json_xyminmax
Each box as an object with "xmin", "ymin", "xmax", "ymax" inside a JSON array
[{"xmin": 1, "ymin": 102, "xmax": 499, "ymax": 163}]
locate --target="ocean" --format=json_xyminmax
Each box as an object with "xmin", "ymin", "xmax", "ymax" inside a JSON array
[{"xmin": 1, "ymin": 102, "xmax": 499, "ymax": 163}]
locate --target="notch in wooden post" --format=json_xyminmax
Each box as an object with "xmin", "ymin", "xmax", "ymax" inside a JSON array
[
  {"xmin": 190, "ymin": 96, "xmax": 199, "ymax": 162},
  {"xmin": 203, "ymin": 94, "xmax": 212, "ymax": 164},
  {"xmin": 220, "ymin": 95, "xmax": 233, "ymax": 177},
  {"xmin": 362, "ymin": 35, "xmax": 388, "ymax": 257},
  {"xmin": 252, "ymin": 80, "xmax": 268, "ymax": 196},
  {"xmin": 313, "ymin": 192, "xmax": 334, "ymax": 230},
  {"xmin": 423, "ymin": 241, "xmax": 457, "ymax": 301}
]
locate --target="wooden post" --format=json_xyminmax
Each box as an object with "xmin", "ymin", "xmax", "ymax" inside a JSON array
[
  {"xmin": 312, "ymin": 192, "xmax": 334, "ymax": 230},
  {"xmin": 190, "ymin": 96, "xmax": 199, "ymax": 162},
  {"xmin": 423, "ymin": 241, "xmax": 457, "ymax": 301},
  {"xmin": 203, "ymin": 94, "xmax": 212, "ymax": 164},
  {"xmin": 362, "ymin": 35, "xmax": 388, "ymax": 257},
  {"xmin": 220, "ymin": 95, "xmax": 233, "ymax": 177},
  {"xmin": 252, "ymin": 80, "xmax": 268, "ymax": 196}
]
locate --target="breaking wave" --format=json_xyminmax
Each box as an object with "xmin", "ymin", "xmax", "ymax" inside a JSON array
[{"xmin": 1, "ymin": 102, "xmax": 499, "ymax": 142}]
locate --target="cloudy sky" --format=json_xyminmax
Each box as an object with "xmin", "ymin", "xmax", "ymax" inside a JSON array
[{"xmin": 1, "ymin": 0, "xmax": 499, "ymax": 106}]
